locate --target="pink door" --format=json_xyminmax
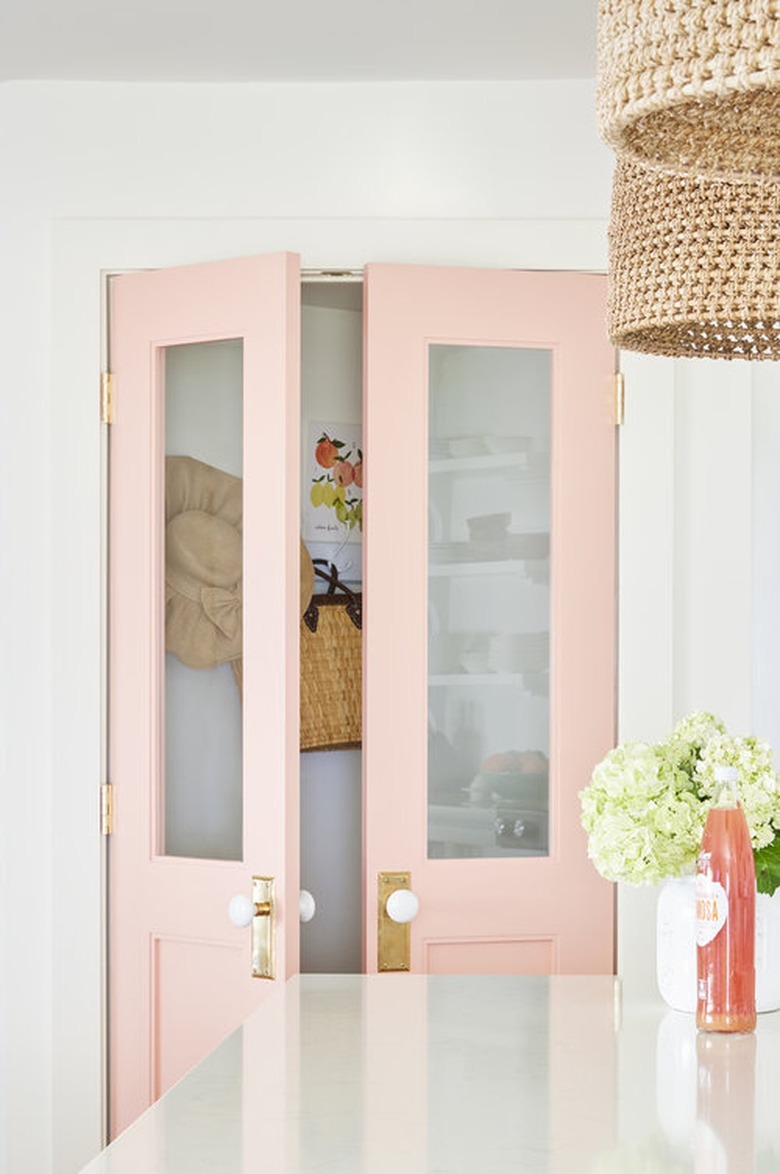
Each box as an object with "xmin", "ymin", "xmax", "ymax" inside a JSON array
[
  {"xmin": 363, "ymin": 264, "xmax": 616, "ymax": 975},
  {"xmin": 108, "ymin": 253, "xmax": 301, "ymax": 1136}
]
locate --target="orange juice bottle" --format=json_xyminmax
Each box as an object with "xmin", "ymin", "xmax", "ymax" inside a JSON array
[{"xmin": 696, "ymin": 765, "xmax": 756, "ymax": 1033}]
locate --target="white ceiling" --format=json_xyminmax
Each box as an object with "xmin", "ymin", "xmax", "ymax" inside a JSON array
[{"xmin": 0, "ymin": 0, "xmax": 597, "ymax": 83}]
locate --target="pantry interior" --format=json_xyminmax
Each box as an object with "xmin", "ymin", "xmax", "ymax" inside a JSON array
[{"xmin": 298, "ymin": 276, "xmax": 364, "ymax": 974}]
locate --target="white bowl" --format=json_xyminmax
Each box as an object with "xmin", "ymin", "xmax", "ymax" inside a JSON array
[
  {"xmin": 467, "ymin": 513, "xmax": 511, "ymax": 542},
  {"xmin": 459, "ymin": 651, "xmax": 489, "ymax": 673}
]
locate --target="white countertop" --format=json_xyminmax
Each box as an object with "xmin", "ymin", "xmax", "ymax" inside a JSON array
[{"xmin": 80, "ymin": 974, "xmax": 780, "ymax": 1173}]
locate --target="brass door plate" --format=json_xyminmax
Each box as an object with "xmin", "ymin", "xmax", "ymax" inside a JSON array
[
  {"xmin": 377, "ymin": 871, "xmax": 412, "ymax": 972},
  {"xmin": 251, "ymin": 876, "xmax": 275, "ymax": 979}
]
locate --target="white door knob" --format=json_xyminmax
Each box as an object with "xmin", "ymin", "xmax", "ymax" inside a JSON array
[
  {"xmin": 386, "ymin": 888, "xmax": 420, "ymax": 924},
  {"xmin": 231, "ymin": 890, "xmax": 316, "ymax": 926},
  {"xmin": 228, "ymin": 893, "xmax": 255, "ymax": 928}
]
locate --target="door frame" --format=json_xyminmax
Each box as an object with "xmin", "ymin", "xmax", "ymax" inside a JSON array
[{"xmin": 51, "ymin": 214, "xmax": 672, "ymax": 1166}]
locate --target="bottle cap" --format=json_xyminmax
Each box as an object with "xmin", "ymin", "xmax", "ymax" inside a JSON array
[{"xmin": 713, "ymin": 765, "xmax": 738, "ymax": 782}]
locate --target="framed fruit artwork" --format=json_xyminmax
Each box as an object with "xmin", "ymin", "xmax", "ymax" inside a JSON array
[{"xmin": 303, "ymin": 420, "xmax": 363, "ymax": 545}]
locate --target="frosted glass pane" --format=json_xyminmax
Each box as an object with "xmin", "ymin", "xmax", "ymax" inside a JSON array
[
  {"xmin": 163, "ymin": 339, "xmax": 243, "ymax": 861},
  {"xmin": 427, "ymin": 345, "xmax": 550, "ymax": 859}
]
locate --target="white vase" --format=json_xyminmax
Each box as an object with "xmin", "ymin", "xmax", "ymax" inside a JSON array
[{"xmin": 656, "ymin": 874, "xmax": 780, "ymax": 1013}]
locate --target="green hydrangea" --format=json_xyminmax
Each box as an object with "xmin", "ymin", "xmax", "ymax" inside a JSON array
[
  {"xmin": 669, "ymin": 710, "xmax": 727, "ymax": 749},
  {"xmin": 579, "ymin": 712, "xmax": 780, "ymax": 886},
  {"xmin": 580, "ymin": 742, "xmax": 705, "ymax": 884},
  {"xmin": 696, "ymin": 733, "xmax": 780, "ymax": 851}
]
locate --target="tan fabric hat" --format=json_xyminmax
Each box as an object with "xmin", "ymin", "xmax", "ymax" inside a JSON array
[
  {"xmin": 165, "ymin": 456, "xmax": 243, "ymax": 669},
  {"xmin": 300, "ymin": 533, "xmax": 315, "ymax": 618},
  {"xmin": 165, "ymin": 455, "xmax": 315, "ymax": 671}
]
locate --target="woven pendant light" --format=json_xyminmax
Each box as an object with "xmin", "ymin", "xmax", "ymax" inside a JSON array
[
  {"xmin": 608, "ymin": 158, "xmax": 780, "ymax": 359},
  {"xmin": 598, "ymin": 0, "xmax": 780, "ymax": 178}
]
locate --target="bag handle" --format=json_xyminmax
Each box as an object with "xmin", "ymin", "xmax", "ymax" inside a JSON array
[{"xmin": 303, "ymin": 561, "xmax": 362, "ymax": 633}]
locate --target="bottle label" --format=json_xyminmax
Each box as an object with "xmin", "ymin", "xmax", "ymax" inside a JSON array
[{"xmin": 696, "ymin": 874, "xmax": 729, "ymax": 946}]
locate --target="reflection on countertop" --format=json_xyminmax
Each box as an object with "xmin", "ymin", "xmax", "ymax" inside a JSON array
[{"xmin": 78, "ymin": 974, "xmax": 780, "ymax": 1173}]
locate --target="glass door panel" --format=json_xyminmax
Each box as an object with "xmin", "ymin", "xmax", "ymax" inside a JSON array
[
  {"xmin": 427, "ymin": 344, "xmax": 551, "ymax": 859},
  {"xmin": 163, "ymin": 338, "xmax": 244, "ymax": 860}
]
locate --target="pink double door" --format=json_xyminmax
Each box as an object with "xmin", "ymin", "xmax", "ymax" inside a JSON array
[{"xmin": 108, "ymin": 254, "xmax": 616, "ymax": 1136}]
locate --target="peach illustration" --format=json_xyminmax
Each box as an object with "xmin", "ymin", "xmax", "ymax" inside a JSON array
[
  {"xmin": 333, "ymin": 460, "xmax": 354, "ymax": 488},
  {"xmin": 315, "ymin": 434, "xmax": 340, "ymax": 469},
  {"xmin": 353, "ymin": 460, "xmax": 363, "ymax": 489}
]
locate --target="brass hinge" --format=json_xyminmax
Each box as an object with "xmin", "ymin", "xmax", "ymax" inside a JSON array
[
  {"xmin": 614, "ymin": 371, "xmax": 625, "ymax": 427},
  {"xmin": 100, "ymin": 783, "xmax": 114, "ymax": 836},
  {"xmin": 100, "ymin": 372, "xmax": 114, "ymax": 425}
]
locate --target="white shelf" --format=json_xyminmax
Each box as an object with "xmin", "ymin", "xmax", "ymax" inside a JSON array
[
  {"xmin": 429, "ymin": 557, "xmax": 548, "ymax": 579},
  {"xmin": 429, "ymin": 672, "xmax": 521, "ymax": 686},
  {"xmin": 428, "ymin": 673, "xmax": 548, "ymax": 694},
  {"xmin": 429, "ymin": 452, "xmax": 532, "ymax": 474},
  {"xmin": 428, "ymin": 803, "xmax": 548, "ymax": 856}
]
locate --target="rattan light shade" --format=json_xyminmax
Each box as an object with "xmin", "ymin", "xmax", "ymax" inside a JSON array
[
  {"xmin": 608, "ymin": 159, "xmax": 780, "ymax": 359},
  {"xmin": 598, "ymin": 0, "xmax": 780, "ymax": 178}
]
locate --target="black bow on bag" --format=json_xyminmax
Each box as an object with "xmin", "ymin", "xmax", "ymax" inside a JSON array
[{"xmin": 303, "ymin": 561, "xmax": 362, "ymax": 632}]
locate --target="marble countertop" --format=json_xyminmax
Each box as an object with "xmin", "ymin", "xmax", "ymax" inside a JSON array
[{"xmin": 80, "ymin": 974, "xmax": 780, "ymax": 1173}]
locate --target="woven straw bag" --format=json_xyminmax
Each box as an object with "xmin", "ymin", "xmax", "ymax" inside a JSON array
[
  {"xmin": 597, "ymin": 0, "xmax": 780, "ymax": 179},
  {"xmin": 300, "ymin": 563, "xmax": 362, "ymax": 752},
  {"xmin": 608, "ymin": 158, "xmax": 780, "ymax": 359}
]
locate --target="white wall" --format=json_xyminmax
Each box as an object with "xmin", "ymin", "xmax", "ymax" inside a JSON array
[
  {"xmin": 616, "ymin": 354, "xmax": 780, "ymax": 1002},
  {"xmin": 1, "ymin": 77, "xmax": 777, "ymax": 1174}
]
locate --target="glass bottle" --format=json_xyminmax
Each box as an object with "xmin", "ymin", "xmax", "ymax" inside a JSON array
[{"xmin": 696, "ymin": 764, "xmax": 756, "ymax": 1033}]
